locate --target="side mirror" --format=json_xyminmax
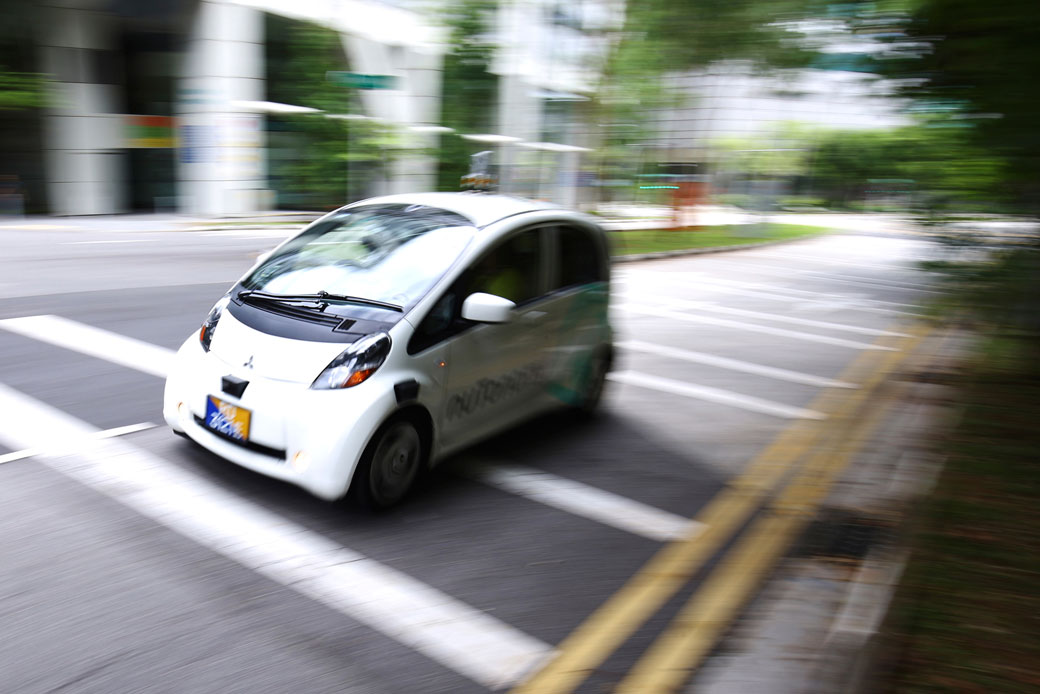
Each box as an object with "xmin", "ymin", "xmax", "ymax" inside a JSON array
[{"xmin": 461, "ymin": 292, "xmax": 515, "ymax": 323}]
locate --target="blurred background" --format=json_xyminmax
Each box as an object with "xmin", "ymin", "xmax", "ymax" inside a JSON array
[
  {"xmin": 0, "ymin": 0, "xmax": 1033, "ymax": 223},
  {"xmin": 1, "ymin": 1, "xmax": 1038, "ymax": 692}
]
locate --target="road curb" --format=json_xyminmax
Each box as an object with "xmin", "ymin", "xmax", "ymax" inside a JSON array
[{"xmin": 808, "ymin": 329, "xmax": 963, "ymax": 694}]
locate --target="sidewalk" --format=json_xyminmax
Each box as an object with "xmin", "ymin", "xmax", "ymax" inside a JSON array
[{"xmin": 0, "ymin": 210, "xmax": 322, "ymax": 233}]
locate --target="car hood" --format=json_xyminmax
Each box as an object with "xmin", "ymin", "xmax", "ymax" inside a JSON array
[{"xmin": 208, "ymin": 311, "xmax": 351, "ymax": 384}]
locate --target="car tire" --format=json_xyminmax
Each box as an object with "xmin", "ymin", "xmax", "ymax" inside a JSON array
[
  {"xmin": 576, "ymin": 347, "xmax": 610, "ymax": 416},
  {"xmin": 350, "ymin": 416, "xmax": 425, "ymax": 509}
]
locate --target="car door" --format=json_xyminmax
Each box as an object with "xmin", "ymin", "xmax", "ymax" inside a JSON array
[
  {"xmin": 538, "ymin": 224, "xmax": 611, "ymax": 407},
  {"xmin": 431, "ymin": 226, "xmax": 552, "ymax": 450}
]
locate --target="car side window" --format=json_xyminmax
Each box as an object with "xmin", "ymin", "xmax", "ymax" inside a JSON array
[
  {"xmin": 408, "ymin": 279, "xmax": 465, "ymax": 354},
  {"xmin": 469, "ymin": 229, "xmax": 543, "ymax": 305},
  {"xmin": 407, "ymin": 228, "xmax": 545, "ymax": 354},
  {"xmin": 554, "ymin": 225, "xmax": 605, "ymax": 291}
]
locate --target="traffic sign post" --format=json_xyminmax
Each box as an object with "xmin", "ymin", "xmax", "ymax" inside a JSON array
[{"xmin": 325, "ymin": 71, "xmax": 398, "ymax": 91}]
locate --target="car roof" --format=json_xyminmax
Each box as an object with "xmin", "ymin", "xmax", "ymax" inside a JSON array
[{"xmin": 343, "ymin": 192, "xmax": 564, "ymax": 229}]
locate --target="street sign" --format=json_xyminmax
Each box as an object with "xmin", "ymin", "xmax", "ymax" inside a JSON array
[{"xmin": 325, "ymin": 71, "xmax": 398, "ymax": 90}]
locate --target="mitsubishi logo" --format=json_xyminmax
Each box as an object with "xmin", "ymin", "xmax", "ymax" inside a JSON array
[{"xmin": 243, "ymin": 355, "xmax": 254, "ymax": 369}]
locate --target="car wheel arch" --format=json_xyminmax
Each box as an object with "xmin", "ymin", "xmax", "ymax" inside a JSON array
[{"xmin": 376, "ymin": 403, "xmax": 434, "ymax": 468}]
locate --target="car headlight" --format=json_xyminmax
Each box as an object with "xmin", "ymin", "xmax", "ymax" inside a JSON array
[
  {"xmin": 199, "ymin": 296, "xmax": 230, "ymax": 352},
  {"xmin": 311, "ymin": 333, "xmax": 391, "ymax": 390}
]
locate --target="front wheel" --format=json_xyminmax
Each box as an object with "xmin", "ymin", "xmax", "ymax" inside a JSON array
[{"xmin": 351, "ymin": 418, "xmax": 424, "ymax": 509}]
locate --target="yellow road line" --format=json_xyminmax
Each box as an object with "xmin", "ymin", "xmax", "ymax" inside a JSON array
[
  {"xmin": 615, "ymin": 371, "xmax": 911, "ymax": 693},
  {"xmin": 511, "ymin": 325, "xmax": 929, "ymax": 694}
]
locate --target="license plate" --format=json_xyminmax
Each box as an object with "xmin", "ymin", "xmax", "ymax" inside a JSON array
[{"xmin": 204, "ymin": 395, "xmax": 251, "ymax": 441}]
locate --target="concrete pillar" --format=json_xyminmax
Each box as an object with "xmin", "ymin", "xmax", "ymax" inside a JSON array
[
  {"xmin": 39, "ymin": 5, "xmax": 125, "ymax": 216},
  {"xmin": 493, "ymin": 0, "xmax": 545, "ymax": 197},
  {"xmin": 497, "ymin": 71, "xmax": 543, "ymax": 197},
  {"xmin": 390, "ymin": 48, "xmax": 442, "ymax": 194},
  {"xmin": 177, "ymin": 0, "xmax": 266, "ymax": 215}
]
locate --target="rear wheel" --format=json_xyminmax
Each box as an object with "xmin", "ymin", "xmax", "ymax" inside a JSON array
[{"xmin": 351, "ymin": 417, "xmax": 424, "ymax": 509}]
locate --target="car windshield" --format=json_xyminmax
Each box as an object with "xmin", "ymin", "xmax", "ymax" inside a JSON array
[{"xmin": 241, "ymin": 204, "xmax": 476, "ymax": 308}]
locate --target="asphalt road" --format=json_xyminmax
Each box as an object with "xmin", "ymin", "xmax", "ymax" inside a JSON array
[{"xmin": 0, "ymin": 222, "xmax": 937, "ymax": 693}]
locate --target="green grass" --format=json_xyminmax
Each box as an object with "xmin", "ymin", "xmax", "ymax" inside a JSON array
[{"xmin": 609, "ymin": 223, "xmax": 828, "ymax": 256}]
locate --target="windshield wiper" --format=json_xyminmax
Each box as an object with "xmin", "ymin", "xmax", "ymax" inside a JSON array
[{"xmin": 237, "ymin": 290, "xmax": 403, "ymax": 312}]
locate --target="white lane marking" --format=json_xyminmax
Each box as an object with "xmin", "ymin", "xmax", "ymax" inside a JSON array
[
  {"xmin": 0, "ymin": 421, "xmax": 156, "ymax": 465},
  {"xmin": 608, "ymin": 370, "xmax": 826, "ymax": 420},
  {"xmin": 625, "ymin": 294, "xmax": 908, "ymax": 337},
  {"xmin": 0, "ymin": 316, "xmax": 699, "ymax": 531},
  {"xmin": 618, "ymin": 340, "xmax": 857, "ymax": 389},
  {"xmin": 639, "ymin": 263, "xmax": 932, "ymax": 305},
  {"xmin": 0, "ymin": 315, "xmax": 173, "ymax": 378},
  {"xmin": 801, "ymin": 270, "xmax": 939, "ymax": 292},
  {"xmin": 615, "ymin": 304, "xmax": 897, "ymax": 351},
  {"xmin": 0, "ymin": 383, "xmax": 552, "ymax": 690},
  {"xmin": 790, "ymin": 298, "xmax": 921, "ymax": 317},
  {"xmin": 751, "ymin": 250, "xmax": 924, "ymax": 272},
  {"xmin": 625, "ymin": 282, "xmax": 917, "ymax": 317},
  {"xmin": 616, "ymin": 275, "xmax": 818, "ymax": 305},
  {"xmin": 202, "ymin": 229, "xmax": 294, "ymax": 238},
  {"xmin": 468, "ymin": 463, "xmax": 700, "ymax": 542},
  {"xmin": 65, "ymin": 239, "xmax": 149, "ymax": 245},
  {"xmin": 615, "ymin": 274, "xmax": 920, "ymax": 311},
  {"xmin": 747, "ymin": 282, "xmax": 920, "ymax": 309},
  {"xmin": 622, "ymin": 280, "xmax": 772, "ymax": 302}
]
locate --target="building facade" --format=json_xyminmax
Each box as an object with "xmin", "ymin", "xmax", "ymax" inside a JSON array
[{"xmin": 23, "ymin": 0, "xmax": 444, "ymax": 216}]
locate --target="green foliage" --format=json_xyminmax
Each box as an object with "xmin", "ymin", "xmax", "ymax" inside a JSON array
[
  {"xmin": 713, "ymin": 130, "xmax": 813, "ymax": 179},
  {"xmin": 888, "ymin": 246, "xmax": 1040, "ymax": 692},
  {"xmin": 265, "ymin": 18, "xmax": 404, "ymax": 207},
  {"xmin": 870, "ymin": 0, "xmax": 1040, "ymax": 213},
  {"xmin": 592, "ymin": 0, "xmax": 819, "ymax": 196},
  {"xmin": 800, "ymin": 125, "xmax": 1005, "ymax": 212},
  {"xmin": 618, "ymin": 0, "xmax": 814, "ymax": 76},
  {"xmin": 610, "ymin": 223, "xmax": 826, "ymax": 255},
  {"xmin": 273, "ymin": 114, "xmax": 401, "ymax": 209},
  {"xmin": 0, "ymin": 68, "xmax": 45, "ymax": 110},
  {"xmin": 267, "ymin": 18, "xmax": 351, "ymax": 115},
  {"xmin": 928, "ymin": 247, "xmax": 1040, "ymax": 339},
  {"xmin": 436, "ymin": 0, "xmax": 498, "ymax": 190},
  {"xmin": 709, "ymin": 117, "xmax": 1007, "ymax": 216},
  {"xmin": 0, "ymin": 1, "xmax": 43, "ymax": 111}
]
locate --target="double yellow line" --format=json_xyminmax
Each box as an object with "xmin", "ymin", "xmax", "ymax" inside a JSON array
[{"xmin": 512, "ymin": 324, "xmax": 930, "ymax": 694}]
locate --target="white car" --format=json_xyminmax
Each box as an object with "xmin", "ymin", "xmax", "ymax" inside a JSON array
[{"xmin": 164, "ymin": 193, "xmax": 613, "ymax": 507}]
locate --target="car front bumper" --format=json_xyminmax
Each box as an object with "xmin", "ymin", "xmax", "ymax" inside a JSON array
[{"xmin": 163, "ymin": 336, "xmax": 398, "ymax": 501}]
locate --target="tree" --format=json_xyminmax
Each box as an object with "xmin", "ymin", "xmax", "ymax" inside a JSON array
[
  {"xmin": 435, "ymin": 0, "xmax": 498, "ymax": 191},
  {"xmin": 871, "ymin": 0, "xmax": 1040, "ymax": 213},
  {"xmin": 265, "ymin": 16, "xmax": 403, "ymax": 208},
  {"xmin": 806, "ymin": 125, "xmax": 1003, "ymax": 212},
  {"xmin": 591, "ymin": 0, "xmax": 819, "ymax": 202}
]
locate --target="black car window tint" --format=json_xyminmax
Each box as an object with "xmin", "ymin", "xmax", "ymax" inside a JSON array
[{"xmin": 555, "ymin": 225, "xmax": 604, "ymax": 290}]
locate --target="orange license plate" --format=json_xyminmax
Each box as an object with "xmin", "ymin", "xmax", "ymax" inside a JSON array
[{"xmin": 204, "ymin": 395, "xmax": 251, "ymax": 441}]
